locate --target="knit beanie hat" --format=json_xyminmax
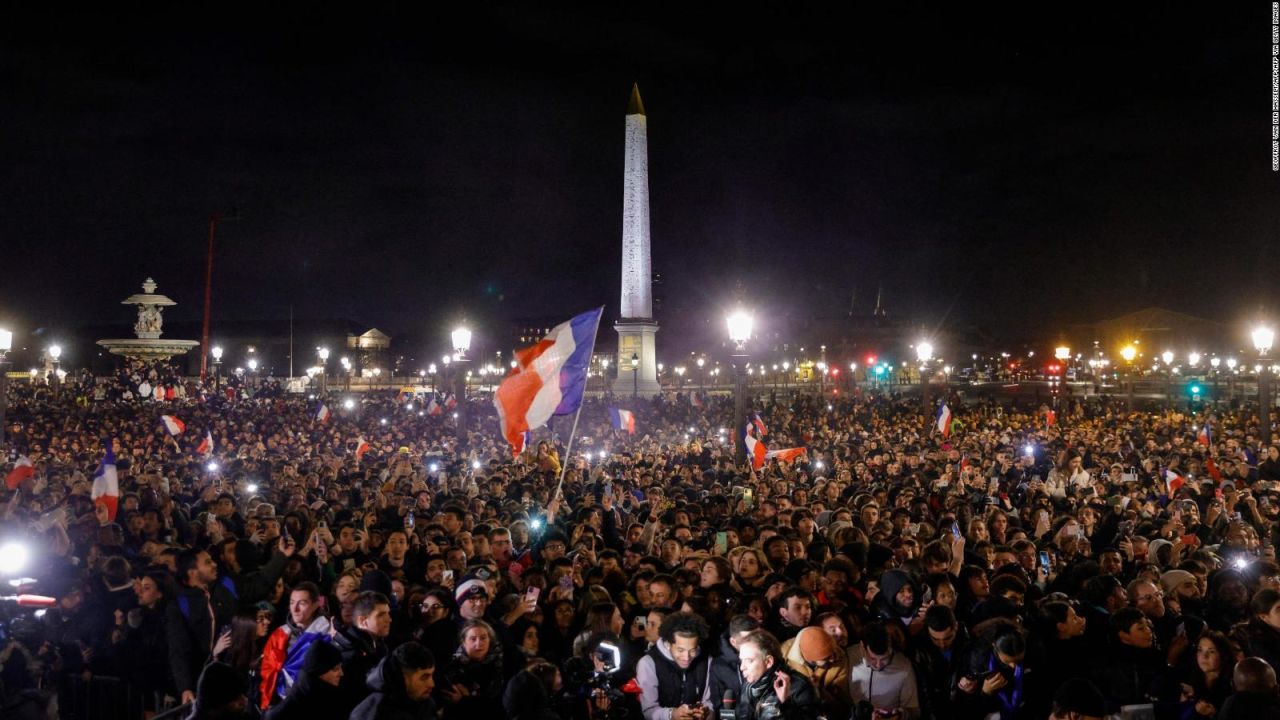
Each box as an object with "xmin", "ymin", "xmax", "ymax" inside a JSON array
[
  {"xmin": 196, "ymin": 662, "xmax": 247, "ymax": 709},
  {"xmin": 1160, "ymin": 569, "xmax": 1196, "ymax": 597},
  {"xmin": 796, "ymin": 626, "xmax": 837, "ymax": 663}
]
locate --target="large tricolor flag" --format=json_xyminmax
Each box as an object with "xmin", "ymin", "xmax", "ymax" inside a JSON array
[
  {"xmin": 355, "ymin": 436, "xmax": 371, "ymax": 461},
  {"xmin": 259, "ymin": 615, "xmax": 334, "ymax": 710},
  {"xmin": 765, "ymin": 447, "xmax": 807, "ymax": 464},
  {"xmin": 935, "ymin": 403, "xmax": 952, "ymax": 438},
  {"xmin": 315, "ymin": 403, "xmax": 331, "ymax": 423},
  {"xmin": 196, "ymin": 430, "xmax": 214, "ymax": 456},
  {"xmin": 608, "ymin": 407, "xmax": 636, "ymax": 434},
  {"xmin": 1197, "ymin": 422, "xmax": 1212, "ymax": 447},
  {"xmin": 495, "ymin": 308, "xmax": 603, "ymax": 456},
  {"xmin": 5, "ymin": 456, "xmax": 34, "ymax": 490},
  {"xmin": 160, "ymin": 415, "xmax": 186, "ymax": 436},
  {"xmin": 91, "ymin": 443, "xmax": 119, "ymax": 521},
  {"xmin": 426, "ymin": 397, "xmax": 442, "ymax": 416}
]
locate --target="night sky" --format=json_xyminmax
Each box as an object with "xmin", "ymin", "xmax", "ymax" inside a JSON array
[{"xmin": 0, "ymin": 4, "xmax": 1273, "ymax": 355}]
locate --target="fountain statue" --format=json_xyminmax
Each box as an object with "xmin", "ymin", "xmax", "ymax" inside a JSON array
[{"xmin": 96, "ymin": 278, "xmax": 200, "ymax": 360}]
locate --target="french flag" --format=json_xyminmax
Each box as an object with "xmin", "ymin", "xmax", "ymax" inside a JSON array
[
  {"xmin": 742, "ymin": 424, "xmax": 767, "ymax": 469},
  {"xmin": 92, "ymin": 443, "xmax": 119, "ymax": 521},
  {"xmin": 196, "ymin": 430, "xmax": 214, "ymax": 456},
  {"xmin": 609, "ymin": 407, "xmax": 636, "ymax": 434},
  {"xmin": 5, "ymin": 456, "xmax": 34, "ymax": 490},
  {"xmin": 691, "ymin": 392, "xmax": 704, "ymax": 409},
  {"xmin": 355, "ymin": 436, "xmax": 371, "ymax": 461},
  {"xmin": 512, "ymin": 430, "xmax": 532, "ymax": 455},
  {"xmin": 445, "ymin": 394, "xmax": 457, "ymax": 411},
  {"xmin": 1197, "ymin": 423, "xmax": 1211, "ymax": 447},
  {"xmin": 765, "ymin": 447, "xmax": 806, "ymax": 464},
  {"xmin": 426, "ymin": 397, "xmax": 442, "ymax": 416},
  {"xmin": 494, "ymin": 308, "xmax": 603, "ymax": 456},
  {"xmin": 160, "ymin": 415, "xmax": 185, "ymax": 436},
  {"xmin": 935, "ymin": 403, "xmax": 952, "ymax": 437},
  {"xmin": 750, "ymin": 412, "xmax": 768, "ymax": 437},
  {"xmin": 1044, "ymin": 410, "xmax": 1056, "ymax": 428},
  {"xmin": 315, "ymin": 403, "xmax": 331, "ymax": 423},
  {"xmin": 1166, "ymin": 469, "xmax": 1186, "ymax": 495}
]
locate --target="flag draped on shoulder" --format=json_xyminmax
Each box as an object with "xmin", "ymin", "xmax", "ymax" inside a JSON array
[
  {"xmin": 5, "ymin": 456, "xmax": 33, "ymax": 490},
  {"xmin": 609, "ymin": 407, "xmax": 636, "ymax": 434},
  {"xmin": 495, "ymin": 308, "xmax": 603, "ymax": 456},
  {"xmin": 160, "ymin": 415, "xmax": 185, "ymax": 436},
  {"xmin": 935, "ymin": 403, "xmax": 952, "ymax": 438},
  {"xmin": 92, "ymin": 443, "xmax": 119, "ymax": 521}
]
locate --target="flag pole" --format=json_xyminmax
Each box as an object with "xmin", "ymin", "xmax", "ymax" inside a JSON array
[{"xmin": 553, "ymin": 306, "xmax": 605, "ymax": 501}]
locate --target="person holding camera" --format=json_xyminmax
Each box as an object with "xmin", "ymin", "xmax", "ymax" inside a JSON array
[{"xmin": 635, "ymin": 612, "xmax": 714, "ymax": 720}]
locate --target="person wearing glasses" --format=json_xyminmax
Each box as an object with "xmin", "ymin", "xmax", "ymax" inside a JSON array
[{"xmin": 848, "ymin": 622, "xmax": 920, "ymax": 720}]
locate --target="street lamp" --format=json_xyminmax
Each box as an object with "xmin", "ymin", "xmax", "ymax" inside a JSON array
[
  {"xmin": 318, "ymin": 347, "xmax": 330, "ymax": 394},
  {"xmin": 726, "ymin": 310, "xmax": 753, "ymax": 467},
  {"xmin": 630, "ymin": 352, "xmax": 640, "ymax": 398},
  {"xmin": 452, "ymin": 326, "xmax": 472, "ymax": 439},
  {"xmin": 48, "ymin": 343, "xmax": 62, "ymax": 397},
  {"xmin": 1255, "ymin": 325, "xmax": 1275, "ymax": 445},
  {"xmin": 341, "ymin": 356, "xmax": 352, "ymax": 390},
  {"xmin": 696, "ymin": 356, "xmax": 706, "ymax": 394},
  {"xmin": 247, "ymin": 357, "xmax": 258, "ymax": 393},
  {"xmin": 211, "ymin": 345, "xmax": 223, "ymax": 392},
  {"xmin": 916, "ymin": 340, "xmax": 934, "ymax": 413},
  {"xmin": 1119, "ymin": 344, "xmax": 1137, "ymax": 408},
  {"xmin": 428, "ymin": 362, "xmax": 438, "ymax": 393},
  {"xmin": 1161, "ymin": 350, "xmax": 1175, "ymax": 403},
  {"xmin": 0, "ymin": 329, "xmax": 10, "ymax": 448}
]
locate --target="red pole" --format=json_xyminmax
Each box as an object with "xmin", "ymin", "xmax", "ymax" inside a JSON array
[{"xmin": 200, "ymin": 214, "xmax": 219, "ymax": 380}]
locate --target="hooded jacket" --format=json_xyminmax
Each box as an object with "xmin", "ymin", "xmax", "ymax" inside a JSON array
[
  {"xmin": 350, "ymin": 654, "xmax": 438, "ymax": 720},
  {"xmin": 871, "ymin": 570, "xmax": 921, "ymax": 627}
]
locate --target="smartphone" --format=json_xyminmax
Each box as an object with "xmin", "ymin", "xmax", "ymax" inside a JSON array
[
  {"xmin": 524, "ymin": 586, "xmax": 541, "ymax": 605},
  {"xmin": 634, "ymin": 615, "xmax": 647, "ymax": 630},
  {"xmin": 952, "ymin": 523, "xmax": 963, "ymax": 540},
  {"xmin": 442, "ymin": 569, "xmax": 453, "ymax": 583},
  {"xmin": 714, "ymin": 531, "xmax": 728, "ymax": 555},
  {"xmin": 743, "ymin": 488, "xmax": 754, "ymax": 510},
  {"xmin": 559, "ymin": 573, "xmax": 574, "ymax": 599},
  {"xmin": 1038, "ymin": 551, "xmax": 1050, "ymax": 568}
]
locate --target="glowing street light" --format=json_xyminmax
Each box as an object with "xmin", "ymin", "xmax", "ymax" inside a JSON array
[
  {"xmin": 451, "ymin": 326, "xmax": 472, "ymax": 358},
  {"xmin": 915, "ymin": 341, "xmax": 934, "ymax": 363},
  {"xmin": 1054, "ymin": 346, "xmax": 1071, "ymax": 361},
  {"xmin": 1255, "ymin": 325, "xmax": 1276, "ymax": 444},
  {"xmin": 1188, "ymin": 352, "xmax": 1201, "ymax": 367},
  {"xmin": 726, "ymin": 310, "xmax": 754, "ymax": 466},
  {"xmin": 1120, "ymin": 345, "xmax": 1137, "ymax": 363},
  {"xmin": 0, "ymin": 329, "xmax": 10, "ymax": 447},
  {"xmin": 1161, "ymin": 350, "xmax": 1174, "ymax": 366}
]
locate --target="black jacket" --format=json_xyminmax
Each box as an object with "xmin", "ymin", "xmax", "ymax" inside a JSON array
[
  {"xmin": 350, "ymin": 655, "xmax": 438, "ymax": 720},
  {"xmin": 734, "ymin": 667, "xmax": 818, "ymax": 720},
  {"xmin": 710, "ymin": 634, "xmax": 743, "ymax": 710},
  {"xmin": 263, "ymin": 666, "xmax": 346, "ymax": 720},
  {"xmin": 166, "ymin": 582, "xmax": 238, "ymax": 696},
  {"xmin": 333, "ymin": 626, "xmax": 388, "ymax": 716},
  {"xmin": 502, "ymin": 669, "xmax": 562, "ymax": 720}
]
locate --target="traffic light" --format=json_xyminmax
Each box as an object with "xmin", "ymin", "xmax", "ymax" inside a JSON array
[{"xmin": 1188, "ymin": 382, "xmax": 1202, "ymax": 399}]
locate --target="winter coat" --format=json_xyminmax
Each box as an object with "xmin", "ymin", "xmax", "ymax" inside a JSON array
[
  {"xmin": 332, "ymin": 626, "xmax": 388, "ymax": 716},
  {"xmin": 262, "ymin": 664, "xmax": 346, "ymax": 720},
  {"xmin": 779, "ymin": 635, "xmax": 850, "ymax": 720},
  {"xmin": 350, "ymin": 655, "xmax": 438, "ymax": 720},
  {"xmin": 734, "ymin": 667, "xmax": 819, "ymax": 720}
]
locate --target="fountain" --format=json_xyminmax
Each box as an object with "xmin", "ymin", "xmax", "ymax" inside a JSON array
[{"xmin": 96, "ymin": 278, "xmax": 201, "ymax": 360}]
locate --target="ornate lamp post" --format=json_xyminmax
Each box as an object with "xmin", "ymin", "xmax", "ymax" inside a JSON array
[
  {"xmin": 210, "ymin": 345, "xmax": 223, "ymax": 393},
  {"xmin": 1120, "ymin": 344, "xmax": 1137, "ymax": 408},
  {"xmin": 317, "ymin": 347, "xmax": 330, "ymax": 394},
  {"xmin": 341, "ymin": 356, "xmax": 352, "ymax": 391},
  {"xmin": 452, "ymin": 326, "xmax": 471, "ymax": 439},
  {"xmin": 428, "ymin": 363, "xmax": 438, "ymax": 393},
  {"xmin": 47, "ymin": 344, "xmax": 63, "ymax": 397},
  {"xmin": 630, "ymin": 352, "xmax": 639, "ymax": 398},
  {"xmin": 696, "ymin": 357, "xmax": 705, "ymax": 395},
  {"xmin": 1161, "ymin": 350, "xmax": 1175, "ymax": 403},
  {"xmin": 916, "ymin": 340, "xmax": 934, "ymax": 414},
  {"xmin": 247, "ymin": 358, "xmax": 258, "ymax": 392},
  {"xmin": 1210, "ymin": 356, "xmax": 1221, "ymax": 408},
  {"xmin": 1254, "ymin": 326, "xmax": 1275, "ymax": 445},
  {"xmin": 726, "ymin": 310, "xmax": 753, "ymax": 467}
]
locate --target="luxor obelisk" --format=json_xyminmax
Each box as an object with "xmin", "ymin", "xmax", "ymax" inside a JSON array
[{"xmin": 615, "ymin": 83, "xmax": 661, "ymax": 397}]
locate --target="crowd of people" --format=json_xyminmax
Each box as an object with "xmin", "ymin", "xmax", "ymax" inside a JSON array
[{"xmin": 4, "ymin": 365, "xmax": 1280, "ymax": 720}]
